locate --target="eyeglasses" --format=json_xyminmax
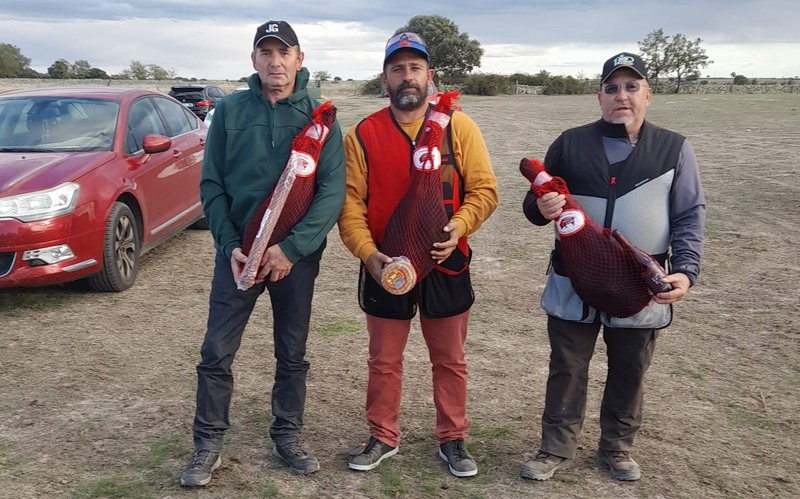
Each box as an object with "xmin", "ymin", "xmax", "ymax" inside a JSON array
[
  {"xmin": 601, "ymin": 81, "xmax": 643, "ymax": 95},
  {"xmin": 386, "ymin": 32, "xmax": 427, "ymax": 48}
]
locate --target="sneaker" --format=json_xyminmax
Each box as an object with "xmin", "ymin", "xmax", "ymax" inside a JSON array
[
  {"xmin": 438, "ymin": 439, "xmax": 478, "ymax": 477},
  {"xmin": 348, "ymin": 436, "xmax": 399, "ymax": 471},
  {"xmin": 273, "ymin": 437, "xmax": 320, "ymax": 475},
  {"xmin": 597, "ymin": 449, "xmax": 641, "ymax": 481},
  {"xmin": 180, "ymin": 449, "xmax": 221, "ymax": 487},
  {"xmin": 521, "ymin": 450, "xmax": 573, "ymax": 480}
]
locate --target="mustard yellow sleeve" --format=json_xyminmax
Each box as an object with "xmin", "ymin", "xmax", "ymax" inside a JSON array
[
  {"xmin": 449, "ymin": 111, "xmax": 499, "ymax": 237},
  {"xmin": 337, "ymin": 124, "xmax": 378, "ymax": 263}
]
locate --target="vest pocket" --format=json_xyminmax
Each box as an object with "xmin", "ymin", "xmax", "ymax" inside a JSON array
[
  {"xmin": 420, "ymin": 247, "xmax": 475, "ymax": 318},
  {"xmin": 358, "ymin": 262, "xmax": 417, "ymax": 319}
]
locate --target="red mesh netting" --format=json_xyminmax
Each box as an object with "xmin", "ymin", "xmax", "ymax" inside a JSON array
[
  {"xmin": 236, "ymin": 101, "xmax": 336, "ymax": 290},
  {"xmin": 380, "ymin": 91, "xmax": 461, "ymax": 284},
  {"xmin": 520, "ymin": 158, "xmax": 671, "ymax": 318}
]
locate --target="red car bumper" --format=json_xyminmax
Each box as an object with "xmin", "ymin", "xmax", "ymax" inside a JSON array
[{"xmin": 0, "ymin": 214, "xmax": 104, "ymax": 288}]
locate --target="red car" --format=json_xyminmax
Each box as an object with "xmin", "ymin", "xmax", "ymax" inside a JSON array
[{"xmin": 0, "ymin": 87, "xmax": 207, "ymax": 291}]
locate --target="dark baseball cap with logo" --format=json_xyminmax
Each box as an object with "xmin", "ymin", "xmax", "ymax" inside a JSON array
[
  {"xmin": 253, "ymin": 20, "xmax": 299, "ymax": 49},
  {"xmin": 601, "ymin": 52, "xmax": 648, "ymax": 83}
]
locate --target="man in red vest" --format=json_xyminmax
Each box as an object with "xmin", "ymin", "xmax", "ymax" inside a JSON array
[{"xmin": 338, "ymin": 31, "xmax": 498, "ymax": 477}]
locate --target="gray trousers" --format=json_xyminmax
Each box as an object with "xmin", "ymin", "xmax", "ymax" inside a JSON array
[
  {"xmin": 540, "ymin": 315, "xmax": 657, "ymax": 459},
  {"xmin": 192, "ymin": 252, "xmax": 319, "ymax": 451}
]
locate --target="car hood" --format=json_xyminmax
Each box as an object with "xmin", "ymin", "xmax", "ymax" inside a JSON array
[{"xmin": 0, "ymin": 151, "xmax": 116, "ymax": 195}]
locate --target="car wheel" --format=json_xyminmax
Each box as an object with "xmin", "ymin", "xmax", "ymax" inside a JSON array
[
  {"xmin": 87, "ymin": 202, "xmax": 140, "ymax": 292},
  {"xmin": 189, "ymin": 216, "xmax": 209, "ymax": 230}
]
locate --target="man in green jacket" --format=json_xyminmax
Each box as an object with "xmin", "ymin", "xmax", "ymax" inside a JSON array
[{"xmin": 181, "ymin": 20, "xmax": 345, "ymax": 487}]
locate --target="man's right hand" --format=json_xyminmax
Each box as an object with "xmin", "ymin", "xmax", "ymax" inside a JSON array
[
  {"xmin": 537, "ymin": 192, "xmax": 566, "ymax": 221},
  {"xmin": 230, "ymin": 247, "xmax": 247, "ymax": 282},
  {"xmin": 366, "ymin": 250, "xmax": 394, "ymax": 282}
]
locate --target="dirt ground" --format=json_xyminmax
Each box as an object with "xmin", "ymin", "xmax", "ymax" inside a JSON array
[{"xmin": 1, "ymin": 91, "xmax": 799, "ymax": 499}]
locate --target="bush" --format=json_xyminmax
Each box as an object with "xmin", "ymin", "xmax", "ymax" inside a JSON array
[
  {"xmin": 461, "ymin": 74, "xmax": 512, "ymax": 96},
  {"xmin": 360, "ymin": 75, "xmax": 383, "ymax": 96},
  {"xmin": 733, "ymin": 74, "xmax": 749, "ymax": 85}
]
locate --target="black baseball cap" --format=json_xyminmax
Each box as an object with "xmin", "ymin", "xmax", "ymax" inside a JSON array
[
  {"xmin": 253, "ymin": 20, "xmax": 299, "ymax": 49},
  {"xmin": 601, "ymin": 52, "xmax": 647, "ymax": 83}
]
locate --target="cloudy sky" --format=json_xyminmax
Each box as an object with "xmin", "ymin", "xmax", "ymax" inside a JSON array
[{"xmin": 2, "ymin": 1, "xmax": 799, "ymax": 80}]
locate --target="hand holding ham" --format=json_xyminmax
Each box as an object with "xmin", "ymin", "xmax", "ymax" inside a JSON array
[
  {"xmin": 257, "ymin": 245, "xmax": 293, "ymax": 283},
  {"xmin": 431, "ymin": 222, "xmax": 460, "ymax": 263},
  {"xmin": 654, "ymin": 272, "xmax": 690, "ymax": 304},
  {"xmin": 536, "ymin": 192, "xmax": 566, "ymax": 221}
]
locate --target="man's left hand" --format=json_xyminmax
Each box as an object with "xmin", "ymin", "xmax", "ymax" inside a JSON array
[
  {"xmin": 431, "ymin": 223, "xmax": 460, "ymax": 264},
  {"xmin": 654, "ymin": 272, "xmax": 691, "ymax": 304},
  {"xmin": 257, "ymin": 245, "xmax": 293, "ymax": 282}
]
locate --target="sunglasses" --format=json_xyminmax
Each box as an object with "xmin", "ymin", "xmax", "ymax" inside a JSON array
[
  {"xmin": 386, "ymin": 32, "xmax": 427, "ymax": 48},
  {"xmin": 601, "ymin": 81, "xmax": 643, "ymax": 95}
]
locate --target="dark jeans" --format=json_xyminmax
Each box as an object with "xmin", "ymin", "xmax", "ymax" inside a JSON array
[
  {"xmin": 540, "ymin": 315, "xmax": 657, "ymax": 459},
  {"xmin": 193, "ymin": 252, "xmax": 319, "ymax": 451}
]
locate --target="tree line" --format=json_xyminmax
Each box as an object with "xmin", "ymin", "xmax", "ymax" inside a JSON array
[
  {"xmin": 0, "ymin": 43, "xmax": 181, "ymax": 80},
  {"xmin": 2, "ymin": 18, "xmax": 715, "ymax": 92}
]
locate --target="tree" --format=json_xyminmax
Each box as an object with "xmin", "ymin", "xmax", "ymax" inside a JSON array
[
  {"xmin": 732, "ymin": 74, "xmax": 748, "ymax": 85},
  {"xmin": 86, "ymin": 67, "xmax": 110, "ymax": 79},
  {"xmin": 666, "ymin": 33, "xmax": 712, "ymax": 93},
  {"xmin": 47, "ymin": 59, "xmax": 71, "ymax": 79},
  {"xmin": 313, "ymin": 69, "xmax": 331, "ymax": 82},
  {"xmin": 0, "ymin": 43, "xmax": 34, "ymax": 78},
  {"xmin": 638, "ymin": 28, "xmax": 671, "ymax": 92},
  {"xmin": 147, "ymin": 64, "xmax": 170, "ymax": 80},
  {"xmin": 121, "ymin": 60, "xmax": 149, "ymax": 80},
  {"xmin": 396, "ymin": 15, "xmax": 483, "ymax": 84},
  {"xmin": 637, "ymin": 29, "xmax": 712, "ymax": 93},
  {"xmin": 71, "ymin": 60, "xmax": 91, "ymax": 79}
]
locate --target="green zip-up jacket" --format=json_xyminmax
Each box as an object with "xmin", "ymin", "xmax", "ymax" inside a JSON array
[{"xmin": 200, "ymin": 69, "xmax": 345, "ymax": 263}]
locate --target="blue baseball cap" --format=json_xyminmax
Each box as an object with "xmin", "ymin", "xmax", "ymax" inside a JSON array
[{"xmin": 384, "ymin": 32, "xmax": 429, "ymax": 65}]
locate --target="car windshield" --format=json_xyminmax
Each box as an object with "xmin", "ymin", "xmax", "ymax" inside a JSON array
[{"xmin": 0, "ymin": 97, "xmax": 119, "ymax": 152}]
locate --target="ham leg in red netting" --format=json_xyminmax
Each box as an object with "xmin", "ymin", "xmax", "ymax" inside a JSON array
[
  {"xmin": 378, "ymin": 91, "xmax": 460, "ymax": 295},
  {"xmin": 237, "ymin": 101, "xmax": 336, "ymax": 291},
  {"xmin": 520, "ymin": 157, "xmax": 671, "ymax": 318}
]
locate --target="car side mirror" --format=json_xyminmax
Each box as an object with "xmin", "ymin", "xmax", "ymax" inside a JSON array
[{"xmin": 143, "ymin": 134, "xmax": 171, "ymax": 153}]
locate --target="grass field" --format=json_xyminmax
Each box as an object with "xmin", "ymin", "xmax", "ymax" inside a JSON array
[{"xmin": 1, "ymin": 92, "xmax": 799, "ymax": 498}]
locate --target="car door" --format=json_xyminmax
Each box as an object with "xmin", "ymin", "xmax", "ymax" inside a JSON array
[
  {"xmin": 124, "ymin": 96, "xmax": 186, "ymax": 246},
  {"xmin": 151, "ymin": 96, "xmax": 206, "ymax": 226}
]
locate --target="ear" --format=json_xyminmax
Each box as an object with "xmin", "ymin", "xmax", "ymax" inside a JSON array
[
  {"xmin": 251, "ymin": 50, "xmax": 257, "ymax": 70},
  {"xmin": 296, "ymin": 49, "xmax": 305, "ymax": 70}
]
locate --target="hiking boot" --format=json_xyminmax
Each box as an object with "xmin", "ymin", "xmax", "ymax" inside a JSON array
[
  {"xmin": 180, "ymin": 449, "xmax": 221, "ymax": 487},
  {"xmin": 521, "ymin": 450, "xmax": 573, "ymax": 480},
  {"xmin": 439, "ymin": 439, "xmax": 478, "ymax": 477},
  {"xmin": 273, "ymin": 437, "xmax": 320, "ymax": 475},
  {"xmin": 348, "ymin": 436, "xmax": 399, "ymax": 471},
  {"xmin": 597, "ymin": 449, "xmax": 641, "ymax": 481}
]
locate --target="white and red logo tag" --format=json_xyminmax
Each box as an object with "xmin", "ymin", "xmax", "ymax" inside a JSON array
[
  {"xmin": 290, "ymin": 150, "xmax": 317, "ymax": 177},
  {"xmin": 412, "ymin": 146, "xmax": 441, "ymax": 171},
  {"xmin": 556, "ymin": 209, "xmax": 585, "ymax": 236}
]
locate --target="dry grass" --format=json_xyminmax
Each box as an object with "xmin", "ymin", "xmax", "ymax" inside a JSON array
[{"xmin": 1, "ymin": 92, "xmax": 799, "ymax": 498}]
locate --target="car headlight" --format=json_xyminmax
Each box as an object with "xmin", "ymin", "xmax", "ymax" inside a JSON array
[{"xmin": 0, "ymin": 182, "xmax": 80, "ymax": 222}]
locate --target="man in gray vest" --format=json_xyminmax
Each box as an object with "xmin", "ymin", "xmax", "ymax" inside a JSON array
[{"xmin": 521, "ymin": 52, "xmax": 705, "ymax": 481}]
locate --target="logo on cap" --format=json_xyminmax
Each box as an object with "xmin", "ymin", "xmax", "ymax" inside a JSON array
[{"xmin": 614, "ymin": 54, "xmax": 636, "ymax": 67}]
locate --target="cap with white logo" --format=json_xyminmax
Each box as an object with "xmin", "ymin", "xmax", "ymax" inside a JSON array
[{"xmin": 254, "ymin": 21, "xmax": 299, "ymax": 49}]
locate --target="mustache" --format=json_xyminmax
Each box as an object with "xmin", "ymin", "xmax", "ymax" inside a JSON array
[{"xmin": 396, "ymin": 82, "xmax": 422, "ymax": 93}]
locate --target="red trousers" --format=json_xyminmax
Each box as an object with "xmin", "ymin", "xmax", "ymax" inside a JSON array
[{"xmin": 365, "ymin": 311, "xmax": 471, "ymax": 447}]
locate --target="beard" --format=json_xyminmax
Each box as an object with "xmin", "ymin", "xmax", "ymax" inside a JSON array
[{"xmin": 388, "ymin": 81, "xmax": 425, "ymax": 111}]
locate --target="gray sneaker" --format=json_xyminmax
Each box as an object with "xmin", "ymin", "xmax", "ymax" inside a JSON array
[
  {"xmin": 439, "ymin": 439, "xmax": 478, "ymax": 477},
  {"xmin": 348, "ymin": 436, "xmax": 399, "ymax": 471},
  {"xmin": 180, "ymin": 449, "xmax": 221, "ymax": 487},
  {"xmin": 597, "ymin": 449, "xmax": 641, "ymax": 481},
  {"xmin": 521, "ymin": 450, "xmax": 573, "ymax": 480},
  {"xmin": 273, "ymin": 437, "xmax": 320, "ymax": 475}
]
